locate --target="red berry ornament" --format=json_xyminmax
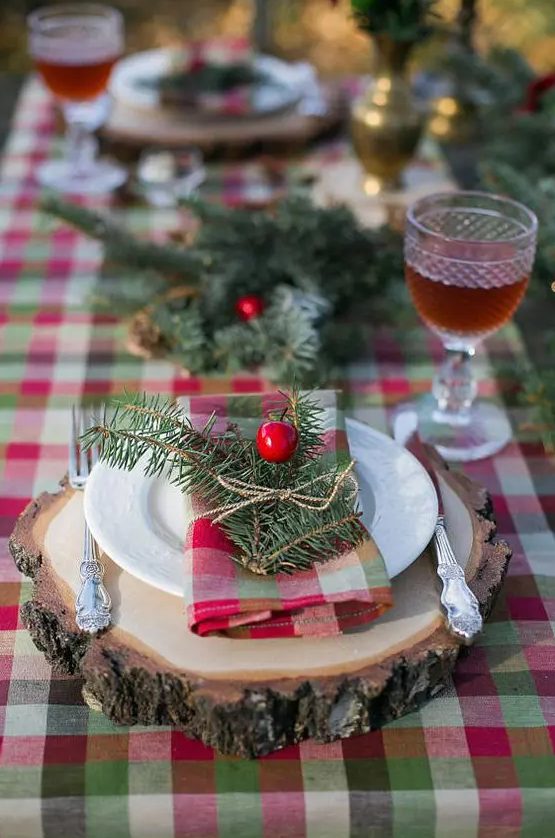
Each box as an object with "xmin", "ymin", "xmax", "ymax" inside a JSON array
[
  {"xmin": 256, "ymin": 420, "xmax": 299, "ymax": 463},
  {"xmin": 235, "ymin": 294, "xmax": 265, "ymax": 321}
]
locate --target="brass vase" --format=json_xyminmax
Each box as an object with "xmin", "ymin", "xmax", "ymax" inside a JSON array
[{"xmin": 351, "ymin": 36, "xmax": 425, "ymax": 194}]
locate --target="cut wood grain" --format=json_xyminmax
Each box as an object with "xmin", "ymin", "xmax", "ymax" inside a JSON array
[{"xmin": 9, "ymin": 453, "xmax": 510, "ymax": 757}]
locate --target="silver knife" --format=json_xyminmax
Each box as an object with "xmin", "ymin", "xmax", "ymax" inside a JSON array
[{"xmin": 392, "ymin": 409, "xmax": 483, "ymax": 643}]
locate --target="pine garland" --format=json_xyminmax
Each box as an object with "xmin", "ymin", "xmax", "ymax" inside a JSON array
[
  {"xmin": 42, "ymin": 194, "xmax": 405, "ymax": 383},
  {"xmin": 83, "ymin": 389, "xmax": 367, "ymax": 575}
]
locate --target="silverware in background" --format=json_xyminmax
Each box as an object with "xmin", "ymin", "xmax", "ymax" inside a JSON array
[
  {"xmin": 392, "ymin": 409, "xmax": 483, "ymax": 643},
  {"xmin": 68, "ymin": 406, "xmax": 111, "ymax": 634}
]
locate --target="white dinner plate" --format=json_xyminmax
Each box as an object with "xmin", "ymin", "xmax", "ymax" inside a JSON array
[
  {"xmin": 110, "ymin": 49, "xmax": 302, "ymax": 119},
  {"xmin": 84, "ymin": 418, "xmax": 438, "ymax": 597}
]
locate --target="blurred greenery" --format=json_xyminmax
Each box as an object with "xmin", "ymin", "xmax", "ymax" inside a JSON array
[
  {"xmin": 350, "ymin": 0, "xmax": 441, "ymax": 42},
  {"xmin": 2, "ymin": 0, "xmax": 555, "ymax": 74}
]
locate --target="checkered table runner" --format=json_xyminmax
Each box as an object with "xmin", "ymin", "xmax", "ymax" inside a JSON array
[{"xmin": 1, "ymin": 78, "xmax": 555, "ymax": 838}]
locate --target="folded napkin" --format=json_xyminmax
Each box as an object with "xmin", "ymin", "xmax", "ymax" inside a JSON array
[{"xmin": 182, "ymin": 391, "xmax": 393, "ymax": 639}]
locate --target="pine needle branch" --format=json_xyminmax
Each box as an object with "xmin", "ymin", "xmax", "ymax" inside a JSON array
[
  {"xmin": 83, "ymin": 390, "xmax": 366, "ymax": 575},
  {"xmin": 41, "ymin": 193, "xmax": 406, "ymax": 382},
  {"xmin": 41, "ymin": 195, "xmax": 202, "ymax": 279}
]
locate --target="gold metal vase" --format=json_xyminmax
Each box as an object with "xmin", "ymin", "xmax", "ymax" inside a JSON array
[{"xmin": 351, "ymin": 36, "xmax": 425, "ymax": 194}]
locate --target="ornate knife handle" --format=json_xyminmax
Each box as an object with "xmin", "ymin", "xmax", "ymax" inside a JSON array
[
  {"xmin": 75, "ymin": 526, "xmax": 111, "ymax": 634},
  {"xmin": 434, "ymin": 515, "xmax": 483, "ymax": 643}
]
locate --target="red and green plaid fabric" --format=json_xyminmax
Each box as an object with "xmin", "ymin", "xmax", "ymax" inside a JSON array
[
  {"xmin": 183, "ymin": 390, "xmax": 392, "ymax": 638},
  {"xmin": 1, "ymin": 78, "xmax": 555, "ymax": 837}
]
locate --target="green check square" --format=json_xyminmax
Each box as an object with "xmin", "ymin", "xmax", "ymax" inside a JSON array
[
  {"xmin": 129, "ymin": 761, "xmax": 172, "ymax": 795},
  {"xmin": 521, "ymin": 788, "xmax": 555, "ymax": 836},
  {"xmin": 429, "ymin": 758, "xmax": 476, "ymax": 789},
  {"xmin": 302, "ymin": 759, "xmax": 348, "ymax": 792},
  {"xmin": 14, "ymin": 623, "xmax": 41, "ymax": 654},
  {"xmin": 86, "ymin": 760, "xmax": 129, "ymax": 796},
  {"xmin": 515, "ymin": 756, "xmax": 555, "ymax": 788},
  {"xmin": 0, "ymin": 393, "xmax": 18, "ymax": 409},
  {"xmin": 480, "ymin": 622, "xmax": 519, "ymax": 646},
  {"xmin": 1, "ymin": 361, "xmax": 26, "ymax": 381},
  {"xmin": 86, "ymin": 708, "xmax": 129, "ymax": 733},
  {"xmin": 387, "ymin": 757, "xmax": 433, "ymax": 791},
  {"xmin": 86, "ymin": 795, "xmax": 130, "ymax": 838},
  {"xmin": 499, "ymin": 695, "xmax": 545, "ymax": 727},
  {"xmin": 493, "ymin": 670, "xmax": 537, "ymax": 696},
  {"xmin": 215, "ymin": 758, "xmax": 260, "ymax": 794},
  {"xmin": 391, "ymin": 790, "xmax": 436, "ymax": 837},
  {"xmin": 42, "ymin": 763, "xmax": 85, "ymax": 797},
  {"xmin": 0, "ymin": 766, "xmax": 42, "ymax": 797},
  {"xmin": 536, "ymin": 577, "xmax": 555, "ymax": 598},
  {"xmin": 216, "ymin": 793, "xmax": 263, "ymax": 838}
]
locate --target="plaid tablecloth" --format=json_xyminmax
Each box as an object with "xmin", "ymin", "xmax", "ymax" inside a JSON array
[{"xmin": 1, "ymin": 78, "xmax": 555, "ymax": 838}]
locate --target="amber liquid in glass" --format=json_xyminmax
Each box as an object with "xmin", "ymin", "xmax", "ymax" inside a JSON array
[
  {"xmin": 405, "ymin": 264, "xmax": 529, "ymax": 337},
  {"xmin": 36, "ymin": 55, "xmax": 117, "ymax": 101}
]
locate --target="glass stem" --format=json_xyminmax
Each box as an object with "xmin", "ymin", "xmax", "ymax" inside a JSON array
[
  {"xmin": 432, "ymin": 348, "xmax": 477, "ymax": 425},
  {"xmin": 63, "ymin": 105, "xmax": 98, "ymax": 177}
]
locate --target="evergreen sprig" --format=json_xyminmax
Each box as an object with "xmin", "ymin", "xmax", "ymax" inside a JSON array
[
  {"xmin": 42, "ymin": 194, "xmax": 405, "ymax": 383},
  {"xmin": 41, "ymin": 195, "xmax": 201, "ymax": 279},
  {"xmin": 142, "ymin": 63, "xmax": 260, "ymax": 99},
  {"xmin": 83, "ymin": 390, "xmax": 366, "ymax": 575},
  {"xmin": 351, "ymin": 0, "xmax": 441, "ymax": 41}
]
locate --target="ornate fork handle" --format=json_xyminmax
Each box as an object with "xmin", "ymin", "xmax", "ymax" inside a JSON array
[
  {"xmin": 75, "ymin": 525, "xmax": 111, "ymax": 633},
  {"xmin": 434, "ymin": 515, "xmax": 483, "ymax": 643}
]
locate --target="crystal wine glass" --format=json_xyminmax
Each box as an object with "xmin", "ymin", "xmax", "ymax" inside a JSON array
[
  {"xmin": 28, "ymin": 3, "xmax": 126, "ymax": 194},
  {"xmin": 404, "ymin": 191, "xmax": 537, "ymax": 461}
]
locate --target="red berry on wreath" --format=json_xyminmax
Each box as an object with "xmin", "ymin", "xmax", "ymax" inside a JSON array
[
  {"xmin": 256, "ymin": 420, "xmax": 299, "ymax": 463},
  {"xmin": 235, "ymin": 294, "xmax": 265, "ymax": 321}
]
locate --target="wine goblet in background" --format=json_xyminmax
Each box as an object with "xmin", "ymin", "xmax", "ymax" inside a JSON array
[
  {"xmin": 28, "ymin": 3, "xmax": 126, "ymax": 193},
  {"xmin": 404, "ymin": 191, "xmax": 537, "ymax": 461}
]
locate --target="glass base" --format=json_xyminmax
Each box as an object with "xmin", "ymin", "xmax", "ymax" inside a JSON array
[
  {"xmin": 417, "ymin": 395, "xmax": 512, "ymax": 462},
  {"xmin": 37, "ymin": 159, "xmax": 127, "ymax": 194}
]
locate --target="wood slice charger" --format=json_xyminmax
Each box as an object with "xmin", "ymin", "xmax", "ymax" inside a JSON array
[
  {"xmin": 102, "ymin": 85, "xmax": 344, "ymax": 156},
  {"xmin": 9, "ymin": 449, "xmax": 510, "ymax": 758}
]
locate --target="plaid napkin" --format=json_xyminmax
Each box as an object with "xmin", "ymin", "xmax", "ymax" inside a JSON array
[{"xmin": 182, "ymin": 391, "xmax": 393, "ymax": 639}]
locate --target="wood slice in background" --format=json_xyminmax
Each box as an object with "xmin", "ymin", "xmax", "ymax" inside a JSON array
[{"xmin": 102, "ymin": 84, "xmax": 344, "ymax": 156}]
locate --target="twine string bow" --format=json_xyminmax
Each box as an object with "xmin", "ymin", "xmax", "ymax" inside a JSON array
[{"xmin": 197, "ymin": 459, "xmax": 359, "ymax": 524}]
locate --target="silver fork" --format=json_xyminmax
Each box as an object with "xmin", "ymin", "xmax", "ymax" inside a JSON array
[{"xmin": 68, "ymin": 406, "xmax": 111, "ymax": 633}]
